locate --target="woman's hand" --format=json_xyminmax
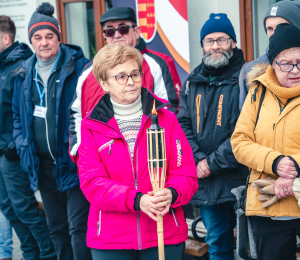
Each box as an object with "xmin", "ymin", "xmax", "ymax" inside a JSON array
[
  {"xmin": 140, "ymin": 189, "xmax": 172, "ymax": 221},
  {"xmin": 277, "ymin": 157, "xmax": 298, "ymax": 179},
  {"xmin": 274, "ymin": 177, "xmax": 294, "ymax": 199}
]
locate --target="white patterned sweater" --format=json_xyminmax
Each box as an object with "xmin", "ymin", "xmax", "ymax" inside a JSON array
[{"xmin": 111, "ymin": 95, "xmax": 143, "ymax": 158}]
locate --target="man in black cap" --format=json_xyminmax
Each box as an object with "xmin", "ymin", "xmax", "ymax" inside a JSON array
[
  {"xmin": 69, "ymin": 7, "xmax": 182, "ymax": 159},
  {"xmin": 12, "ymin": 3, "xmax": 92, "ymax": 260}
]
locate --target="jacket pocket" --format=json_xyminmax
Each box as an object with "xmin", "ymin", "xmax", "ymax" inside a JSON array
[
  {"xmin": 97, "ymin": 211, "xmax": 101, "ymax": 236},
  {"xmin": 98, "ymin": 140, "xmax": 114, "ymax": 155},
  {"xmin": 176, "ymin": 139, "xmax": 182, "ymax": 167}
]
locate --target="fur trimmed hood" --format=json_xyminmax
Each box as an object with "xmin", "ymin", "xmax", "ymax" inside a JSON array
[{"xmin": 245, "ymin": 62, "xmax": 270, "ymax": 89}]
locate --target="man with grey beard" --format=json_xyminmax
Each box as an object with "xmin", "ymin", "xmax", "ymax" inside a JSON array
[{"xmin": 177, "ymin": 13, "xmax": 248, "ymax": 260}]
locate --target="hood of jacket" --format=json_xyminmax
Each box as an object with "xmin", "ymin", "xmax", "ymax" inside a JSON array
[
  {"xmin": 187, "ymin": 48, "xmax": 245, "ymax": 83},
  {"xmin": 245, "ymin": 62, "xmax": 270, "ymax": 89},
  {"xmin": 0, "ymin": 42, "xmax": 33, "ymax": 68}
]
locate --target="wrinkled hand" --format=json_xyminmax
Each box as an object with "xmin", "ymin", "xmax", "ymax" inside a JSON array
[
  {"xmin": 197, "ymin": 159, "xmax": 211, "ymax": 178},
  {"xmin": 274, "ymin": 177, "xmax": 294, "ymax": 199},
  {"xmin": 140, "ymin": 189, "xmax": 172, "ymax": 221},
  {"xmin": 277, "ymin": 157, "xmax": 298, "ymax": 179}
]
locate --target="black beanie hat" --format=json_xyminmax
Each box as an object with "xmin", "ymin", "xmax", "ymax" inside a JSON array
[
  {"xmin": 268, "ymin": 23, "xmax": 300, "ymax": 64},
  {"xmin": 28, "ymin": 2, "xmax": 60, "ymax": 43}
]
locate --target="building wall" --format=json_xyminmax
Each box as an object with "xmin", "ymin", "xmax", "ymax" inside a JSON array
[{"xmin": 187, "ymin": 0, "xmax": 241, "ymax": 71}]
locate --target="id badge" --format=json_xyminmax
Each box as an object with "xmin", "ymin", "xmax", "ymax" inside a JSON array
[{"xmin": 33, "ymin": 105, "xmax": 47, "ymax": 118}]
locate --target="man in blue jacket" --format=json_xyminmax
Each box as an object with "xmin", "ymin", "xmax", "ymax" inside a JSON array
[
  {"xmin": 177, "ymin": 14, "xmax": 248, "ymax": 260},
  {"xmin": 0, "ymin": 15, "xmax": 56, "ymax": 260},
  {"xmin": 12, "ymin": 3, "xmax": 91, "ymax": 260},
  {"xmin": 239, "ymin": 1, "xmax": 300, "ymax": 110}
]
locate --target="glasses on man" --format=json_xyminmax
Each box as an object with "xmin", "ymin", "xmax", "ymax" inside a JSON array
[
  {"xmin": 202, "ymin": 37, "xmax": 231, "ymax": 46},
  {"xmin": 107, "ymin": 72, "xmax": 144, "ymax": 85},
  {"xmin": 276, "ymin": 61, "xmax": 300, "ymax": 72},
  {"xmin": 103, "ymin": 25, "xmax": 136, "ymax": 37}
]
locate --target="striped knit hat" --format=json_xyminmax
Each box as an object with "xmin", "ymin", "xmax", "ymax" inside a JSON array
[{"xmin": 28, "ymin": 2, "xmax": 60, "ymax": 43}]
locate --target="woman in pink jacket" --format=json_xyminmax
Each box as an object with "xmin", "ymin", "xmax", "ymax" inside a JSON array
[{"xmin": 78, "ymin": 44, "xmax": 198, "ymax": 260}]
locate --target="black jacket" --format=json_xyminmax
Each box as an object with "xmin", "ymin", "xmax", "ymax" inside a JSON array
[
  {"xmin": 177, "ymin": 48, "xmax": 248, "ymax": 205},
  {"xmin": 0, "ymin": 42, "xmax": 32, "ymax": 152}
]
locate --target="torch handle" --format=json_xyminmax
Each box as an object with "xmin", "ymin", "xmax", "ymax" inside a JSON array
[{"xmin": 157, "ymin": 215, "xmax": 165, "ymax": 260}]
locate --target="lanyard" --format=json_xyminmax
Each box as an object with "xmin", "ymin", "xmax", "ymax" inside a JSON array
[{"xmin": 35, "ymin": 51, "xmax": 61, "ymax": 107}]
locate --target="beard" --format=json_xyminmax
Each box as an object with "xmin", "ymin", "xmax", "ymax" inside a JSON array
[{"xmin": 203, "ymin": 43, "xmax": 234, "ymax": 69}]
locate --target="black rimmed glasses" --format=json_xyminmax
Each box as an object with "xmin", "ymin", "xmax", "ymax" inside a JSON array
[
  {"xmin": 103, "ymin": 25, "xmax": 136, "ymax": 37},
  {"xmin": 276, "ymin": 61, "xmax": 300, "ymax": 72},
  {"xmin": 107, "ymin": 72, "xmax": 144, "ymax": 85},
  {"xmin": 202, "ymin": 37, "xmax": 231, "ymax": 46}
]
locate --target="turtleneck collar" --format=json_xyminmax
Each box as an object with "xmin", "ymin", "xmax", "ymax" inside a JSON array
[
  {"xmin": 111, "ymin": 95, "xmax": 143, "ymax": 120},
  {"xmin": 37, "ymin": 48, "xmax": 61, "ymax": 68}
]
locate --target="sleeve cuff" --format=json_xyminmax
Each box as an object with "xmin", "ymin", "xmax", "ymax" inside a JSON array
[
  {"xmin": 272, "ymin": 155, "xmax": 285, "ymax": 176},
  {"xmin": 133, "ymin": 192, "xmax": 144, "ymax": 211},
  {"xmin": 125, "ymin": 189, "xmax": 139, "ymax": 212},
  {"xmin": 264, "ymin": 151, "xmax": 283, "ymax": 174},
  {"xmin": 166, "ymin": 187, "xmax": 178, "ymax": 205}
]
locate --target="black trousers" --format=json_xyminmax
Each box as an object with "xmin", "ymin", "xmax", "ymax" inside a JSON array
[
  {"xmin": 0, "ymin": 155, "xmax": 56, "ymax": 260},
  {"xmin": 251, "ymin": 216, "xmax": 300, "ymax": 260},
  {"xmin": 91, "ymin": 243, "xmax": 185, "ymax": 260},
  {"xmin": 39, "ymin": 163, "xmax": 92, "ymax": 260}
]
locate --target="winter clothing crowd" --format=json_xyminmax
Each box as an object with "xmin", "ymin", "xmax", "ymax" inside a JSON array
[{"xmin": 1, "ymin": 1, "xmax": 300, "ymax": 260}]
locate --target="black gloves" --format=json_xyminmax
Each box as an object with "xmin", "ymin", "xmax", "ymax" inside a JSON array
[{"xmin": 5, "ymin": 146, "xmax": 20, "ymax": 161}]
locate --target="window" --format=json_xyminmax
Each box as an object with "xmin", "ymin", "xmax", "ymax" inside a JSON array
[{"xmin": 56, "ymin": 0, "xmax": 112, "ymax": 59}]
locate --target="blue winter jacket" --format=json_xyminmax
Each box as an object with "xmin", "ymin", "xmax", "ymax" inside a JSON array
[
  {"xmin": 12, "ymin": 44, "xmax": 89, "ymax": 192},
  {"xmin": 238, "ymin": 49, "xmax": 269, "ymax": 111}
]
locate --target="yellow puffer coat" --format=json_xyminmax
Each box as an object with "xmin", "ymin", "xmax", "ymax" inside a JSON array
[{"xmin": 231, "ymin": 63, "xmax": 300, "ymax": 217}]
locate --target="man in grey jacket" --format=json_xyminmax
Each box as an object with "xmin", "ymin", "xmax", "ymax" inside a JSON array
[{"xmin": 239, "ymin": 1, "xmax": 300, "ymax": 110}]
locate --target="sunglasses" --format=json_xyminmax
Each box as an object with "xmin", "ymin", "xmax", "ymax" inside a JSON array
[{"xmin": 103, "ymin": 25, "xmax": 136, "ymax": 37}]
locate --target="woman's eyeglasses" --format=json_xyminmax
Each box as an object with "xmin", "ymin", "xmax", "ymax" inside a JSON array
[
  {"xmin": 103, "ymin": 25, "xmax": 136, "ymax": 38},
  {"xmin": 107, "ymin": 72, "xmax": 144, "ymax": 85},
  {"xmin": 276, "ymin": 61, "xmax": 300, "ymax": 72}
]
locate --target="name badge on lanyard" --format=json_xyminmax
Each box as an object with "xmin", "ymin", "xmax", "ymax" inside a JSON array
[
  {"xmin": 33, "ymin": 51, "xmax": 61, "ymax": 114},
  {"xmin": 33, "ymin": 105, "xmax": 47, "ymax": 118}
]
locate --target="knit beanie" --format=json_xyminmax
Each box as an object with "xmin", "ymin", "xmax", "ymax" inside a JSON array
[
  {"xmin": 28, "ymin": 2, "xmax": 60, "ymax": 43},
  {"xmin": 200, "ymin": 13, "xmax": 236, "ymax": 47},
  {"xmin": 263, "ymin": 1, "xmax": 300, "ymax": 31},
  {"xmin": 268, "ymin": 23, "xmax": 300, "ymax": 64}
]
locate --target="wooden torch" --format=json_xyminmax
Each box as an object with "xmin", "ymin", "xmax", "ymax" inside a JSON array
[{"xmin": 146, "ymin": 100, "xmax": 167, "ymax": 260}]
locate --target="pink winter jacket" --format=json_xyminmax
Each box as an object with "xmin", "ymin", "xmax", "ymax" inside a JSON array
[{"xmin": 78, "ymin": 88, "xmax": 198, "ymax": 250}]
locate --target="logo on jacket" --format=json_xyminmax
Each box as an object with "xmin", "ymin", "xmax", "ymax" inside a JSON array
[
  {"xmin": 217, "ymin": 94, "xmax": 223, "ymax": 126},
  {"xmin": 136, "ymin": 0, "xmax": 157, "ymax": 43}
]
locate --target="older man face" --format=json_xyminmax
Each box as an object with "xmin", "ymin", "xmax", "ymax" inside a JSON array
[
  {"xmin": 202, "ymin": 32, "xmax": 236, "ymax": 69},
  {"xmin": 31, "ymin": 29, "xmax": 60, "ymax": 61},
  {"xmin": 103, "ymin": 20, "xmax": 141, "ymax": 47}
]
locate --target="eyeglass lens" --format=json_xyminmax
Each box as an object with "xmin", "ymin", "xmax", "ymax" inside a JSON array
[
  {"xmin": 280, "ymin": 63, "xmax": 300, "ymax": 72},
  {"xmin": 104, "ymin": 26, "xmax": 130, "ymax": 37},
  {"xmin": 203, "ymin": 38, "xmax": 229, "ymax": 46},
  {"xmin": 116, "ymin": 73, "xmax": 142, "ymax": 84}
]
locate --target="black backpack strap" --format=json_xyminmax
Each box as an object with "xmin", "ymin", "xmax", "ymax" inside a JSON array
[{"xmin": 254, "ymin": 84, "xmax": 266, "ymax": 129}]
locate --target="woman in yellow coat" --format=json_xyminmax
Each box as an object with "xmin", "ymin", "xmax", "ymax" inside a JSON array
[{"xmin": 231, "ymin": 23, "xmax": 300, "ymax": 260}]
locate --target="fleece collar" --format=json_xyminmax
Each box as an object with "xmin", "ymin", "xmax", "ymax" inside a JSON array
[{"xmin": 89, "ymin": 87, "xmax": 170, "ymax": 124}]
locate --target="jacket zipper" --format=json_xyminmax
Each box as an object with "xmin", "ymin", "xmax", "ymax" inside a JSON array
[
  {"xmin": 196, "ymin": 94, "xmax": 201, "ymax": 133},
  {"xmin": 135, "ymin": 147, "xmax": 142, "ymax": 250},
  {"xmin": 21, "ymin": 85, "xmax": 38, "ymax": 190},
  {"xmin": 171, "ymin": 208, "xmax": 179, "ymax": 228},
  {"xmin": 98, "ymin": 140, "xmax": 114, "ymax": 154},
  {"xmin": 97, "ymin": 210, "xmax": 101, "ymax": 236}
]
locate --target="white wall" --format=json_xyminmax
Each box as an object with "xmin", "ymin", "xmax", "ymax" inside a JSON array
[{"xmin": 187, "ymin": 0, "xmax": 241, "ymax": 71}]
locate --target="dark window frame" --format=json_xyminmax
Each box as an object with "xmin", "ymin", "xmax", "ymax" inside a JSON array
[{"xmin": 56, "ymin": 0, "xmax": 106, "ymax": 52}]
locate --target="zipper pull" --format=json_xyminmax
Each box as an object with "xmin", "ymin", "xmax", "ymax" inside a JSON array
[
  {"xmin": 108, "ymin": 143, "xmax": 111, "ymax": 155},
  {"xmin": 135, "ymin": 180, "xmax": 138, "ymax": 189},
  {"xmin": 251, "ymin": 86, "xmax": 258, "ymax": 103}
]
